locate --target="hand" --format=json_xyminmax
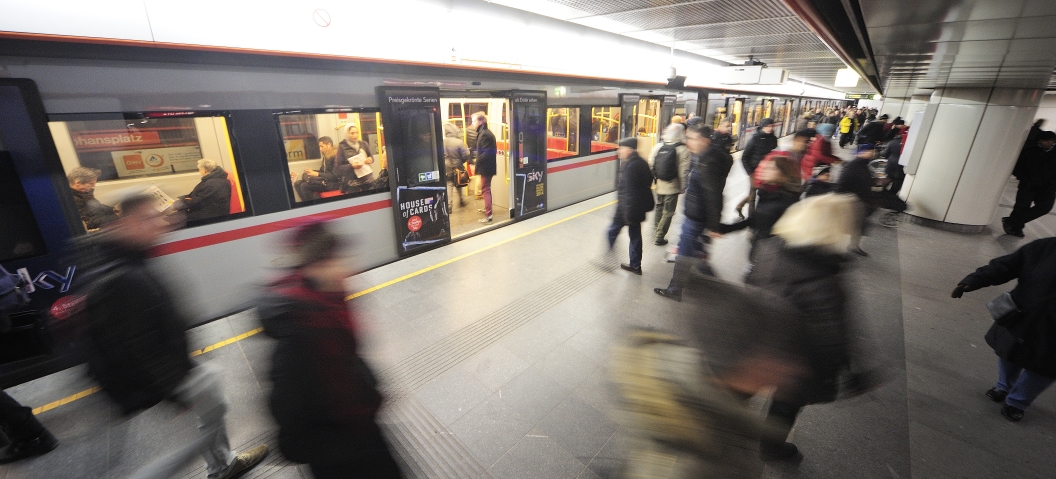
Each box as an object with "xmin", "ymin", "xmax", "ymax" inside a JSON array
[
  {"xmin": 290, "ymin": 171, "xmax": 297, "ymax": 180},
  {"xmin": 305, "ymin": 169, "xmax": 319, "ymax": 177},
  {"xmin": 707, "ymin": 231, "xmax": 724, "ymax": 239},
  {"xmin": 951, "ymin": 284, "xmax": 967, "ymax": 298}
]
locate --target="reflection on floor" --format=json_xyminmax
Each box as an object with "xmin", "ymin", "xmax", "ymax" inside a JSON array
[{"xmin": 448, "ymin": 187, "xmax": 512, "ymax": 238}]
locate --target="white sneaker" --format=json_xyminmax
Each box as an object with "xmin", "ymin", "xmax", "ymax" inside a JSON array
[{"xmin": 479, "ymin": 216, "xmax": 493, "ymax": 223}]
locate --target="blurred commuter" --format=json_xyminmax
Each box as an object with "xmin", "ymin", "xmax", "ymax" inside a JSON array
[
  {"xmin": 80, "ymin": 194, "xmax": 267, "ymax": 479},
  {"xmin": 803, "ymin": 166, "xmax": 836, "ymax": 198},
  {"xmin": 740, "ymin": 118, "xmax": 777, "ymax": 177},
  {"xmin": 442, "ymin": 122, "xmax": 471, "ymax": 209},
  {"xmin": 649, "ymin": 124, "xmax": 691, "ymax": 246},
  {"xmin": 178, "ymin": 159, "xmax": 231, "ymax": 222},
  {"xmin": 838, "ymin": 111, "xmax": 859, "ymax": 148},
  {"xmin": 293, "ymin": 136, "xmax": 341, "ymax": 201},
  {"xmin": 747, "ymin": 194, "xmax": 884, "ymax": 461},
  {"xmin": 794, "ymin": 113, "xmax": 811, "ymax": 133},
  {"xmin": 721, "ymin": 155, "xmax": 801, "ymax": 259},
  {"xmin": 737, "ymin": 129, "xmax": 813, "ymax": 218},
  {"xmin": 1004, "ymin": 131, "xmax": 1056, "ymax": 237},
  {"xmin": 259, "ymin": 221, "xmax": 402, "ymax": 478},
  {"xmin": 472, "ymin": 113, "xmax": 498, "ymax": 223},
  {"xmin": 1023, "ymin": 119, "xmax": 1045, "ymax": 151},
  {"xmin": 836, "ymin": 146, "xmax": 877, "ymax": 256},
  {"xmin": 951, "ymin": 237, "xmax": 1056, "ymax": 421},
  {"xmin": 712, "ymin": 119, "xmax": 735, "ymax": 155},
  {"xmin": 881, "ymin": 118, "xmax": 907, "ymax": 194},
  {"xmin": 800, "ymin": 135, "xmax": 841, "ymax": 182},
  {"xmin": 608, "ymin": 138, "xmax": 655, "ymax": 275},
  {"xmin": 815, "ymin": 110, "xmax": 837, "ymax": 139},
  {"xmin": 67, "ymin": 167, "xmax": 118, "ymax": 230},
  {"xmin": 655, "ymin": 125, "xmax": 730, "ymax": 301},
  {"xmin": 0, "ymin": 269, "xmax": 57, "ymax": 464},
  {"xmin": 336, "ymin": 125, "xmax": 376, "ymax": 195},
  {"xmin": 669, "ymin": 114, "xmax": 685, "ymax": 126},
  {"xmin": 855, "ymin": 114, "xmax": 888, "ymax": 148}
]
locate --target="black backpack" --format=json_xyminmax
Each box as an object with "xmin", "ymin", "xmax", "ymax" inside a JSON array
[{"xmin": 652, "ymin": 142, "xmax": 682, "ymax": 182}]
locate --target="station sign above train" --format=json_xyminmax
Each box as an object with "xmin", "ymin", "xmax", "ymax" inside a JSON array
[{"xmin": 845, "ymin": 94, "xmax": 876, "ymax": 100}]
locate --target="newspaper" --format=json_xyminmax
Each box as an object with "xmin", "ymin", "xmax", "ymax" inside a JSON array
[{"xmin": 144, "ymin": 185, "xmax": 176, "ymax": 212}]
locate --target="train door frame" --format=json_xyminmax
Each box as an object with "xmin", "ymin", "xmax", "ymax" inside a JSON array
[{"xmin": 726, "ymin": 97, "xmax": 746, "ymax": 150}]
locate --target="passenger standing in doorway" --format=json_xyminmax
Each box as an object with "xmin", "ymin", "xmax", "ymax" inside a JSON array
[
  {"xmin": 259, "ymin": 221, "xmax": 403, "ymax": 478},
  {"xmin": 655, "ymin": 125, "xmax": 731, "ymax": 301},
  {"xmin": 952, "ymin": 237, "xmax": 1056, "ymax": 422},
  {"xmin": 1004, "ymin": 131, "xmax": 1056, "ymax": 237},
  {"xmin": 608, "ymin": 137, "xmax": 655, "ymax": 275},
  {"xmin": 649, "ymin": 123, "xmax": 691, "ymax": 246},
  {"xmin": 442, "ymin": 122, "xmax": 471, "ymax": 209},
  {"xmin": 79, "ymin": 194, "xmax": 268, "ymax": 479},
  {"xmin": 472, "ymin": 113, "xmax": 497, "ymax": 223}
]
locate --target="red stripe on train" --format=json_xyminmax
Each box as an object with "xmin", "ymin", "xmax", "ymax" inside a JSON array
[
  {"xmin": 548, "ymin": 155, "xmax": 617, "ymax": 173},
  {"xmin": 150, "ymin": 199, "xmax": 392, "ymax": 257}
]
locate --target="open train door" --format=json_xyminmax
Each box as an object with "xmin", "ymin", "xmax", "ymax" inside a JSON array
[
  {"xmin": 508, "ymin": 91, "xmax": 547, "ymax": 220},
  {"xmin": 376, "ymin": 86, "xmax": 452, "ymax": 257}
]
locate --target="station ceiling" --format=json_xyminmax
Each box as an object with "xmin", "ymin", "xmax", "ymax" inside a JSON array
[{"xmin": 498, "ymin": 0, "xmax": 1056, "ymax": 97}]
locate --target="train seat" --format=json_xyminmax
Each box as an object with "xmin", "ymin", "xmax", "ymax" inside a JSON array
[
  {"xmin": 318, "ymin": 190, "xmax": 343, "ymax": 199},
  {"xmin": 227, "ymin": 173, "xmax": 244, "ymax": 214}
]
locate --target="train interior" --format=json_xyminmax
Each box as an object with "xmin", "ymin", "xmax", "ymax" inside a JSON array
[{"xmin": 281, "ymin": 111, "xmax": 390, "ymax": 204}]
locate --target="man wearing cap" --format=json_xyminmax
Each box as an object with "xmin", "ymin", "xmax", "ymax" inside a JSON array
[
  {"xmin": 855, "ymin": 114, "xmax": 889, "ymax": 148},
  {"xmin": 1004, "ymin": 130, "xmax": 1056, "ymax": 237},
  {"xmin": 607, "ymin": 137, "xmax": 655, "ymax": 274}
]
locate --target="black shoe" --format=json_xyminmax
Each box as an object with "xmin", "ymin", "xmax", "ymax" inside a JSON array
[
  {"xmin": 653, "ymin": 288, "xmax": 681, "ymax": 302},
  {"xmin": 851, "ymin": 247, "xmax": 869, "ymax": 257},
  {"xmin": 760, "ymin": 442, "xmax": 803, "ymax": 463},
  {"xmin": 1001, "ymin": 404, "xmax": 1025, "ymax": 422},
  {"xmin": 1002, "ymin": 218, "xmax": 1025, "ymax": 237},
  {"xmin": 986, "ymin": 388, "xmax": 1008, "ymax": 403},
  {"xmin": 620, "ymin": 264, "xmax": 642, "ymax": 275},
  {"xmin": 0, "ymin": 429, "xmax": 58, "ymax": 464},
  {"xmin": 654, "ymin": 238, "xmax": 668, "ymax": 246}
]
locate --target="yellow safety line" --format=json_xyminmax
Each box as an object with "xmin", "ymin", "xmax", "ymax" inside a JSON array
[{"xmin": 32, "ymin": 200, "xmax": 615, "ymax": 415}]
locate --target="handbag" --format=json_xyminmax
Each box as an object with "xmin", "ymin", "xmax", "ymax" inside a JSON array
[
  {"xmin": 986, "ymin": 292, "xmax": 1021, "ymax": 325},
  {"xmin": 454, "ymin": 168, "xmax": 470, "ymax": 187}
]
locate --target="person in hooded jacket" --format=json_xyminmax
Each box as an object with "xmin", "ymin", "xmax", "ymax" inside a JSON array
[
  {"xmin": 179, "ymin": 159, "xmax": 231, "ymax": 222},
  {"xmin": 799, "ymin": 135, "xmax": 841, "ymax": 183},
  {"xmin": 719, "ymin": 155, "xmax": 801, "ymax": 260},
  {"xmin": 649, "ymin": 123, "xmax": 691, "ymax": 246},
  {"xmin": 67, "ymin": 167, "xmax": 118, "ymax": 230},
  {"xmin": 746, "ymin": 194, "xmax": 883, "ymax": 461},
  {"xmin": 952, "ymin": 237, "xmax": 1056, "ymax": 422},
  {"xmin": 442, "ymin": 122, "xmax": 471, "ymax": 208},
  {"xmin": 259, "ymin": 221, "xmax": 402, "ymax": 478},
  {"xmin": 608, "ymin": 137, "xmax": 655, "ymax": 275},
  {"xmin": 740, "ymin": 118, "xmax": 778, "ymax": 177},
  {"xmin": 335, "ymin": 125, "xmax": 377, "ymax": 195}
]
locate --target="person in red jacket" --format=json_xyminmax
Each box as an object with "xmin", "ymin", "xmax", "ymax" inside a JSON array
[{"xmin": 800, "ymin": 135, "xmax": 842, "ymax": 182}]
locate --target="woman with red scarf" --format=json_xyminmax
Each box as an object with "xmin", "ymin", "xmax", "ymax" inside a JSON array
[{"xmin": 259, "ymin": 221, "xmax": 402, "ymax": 479}]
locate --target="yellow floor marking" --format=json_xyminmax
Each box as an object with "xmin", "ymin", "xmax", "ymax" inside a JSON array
[{"xmin": 33, "ymin": 200, "xmax": 615, "ymax": 415}]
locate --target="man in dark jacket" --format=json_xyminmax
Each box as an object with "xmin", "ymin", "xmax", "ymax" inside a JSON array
[
  {"xmin": 881, "ymin": 119, "xmax": 907, "ymax": 194},
  {"xmin": 1005, "ymin": 131, "xmax": 1056, "ymax": 237},
  {"xmin": 712, "ymin": 119, "xmax": 735, "ymax": 156},
  {"xmin": 855, "ymin": 114, "xmax": 888, "ymax": 147},
  {"xmin": 472, "ymin": 113, "xmax": 498, "ymax": 223},
  {"xmin": 293, "ymin": 136, "xmax": 341, "ymax": 202},
  {"xmin": 81, "ymin": 194, "xmax": 267, "ymax": 479},
  {"xmin": 180, "ymin": 159, "xmax": 231, "ymax": 222},
  {"xmin": 608, "ymin": 137, "xmax": 654, "ymax": 275},
  {"xmin": 836, "ymin": 146, "xmax": 876, "ymax": 256},
  {"xmin": 952, "ymin": 237, "xmax": 1056, "ymax": 422},
  {"xmin": 741, "ymin": 118, "xmax": 778, "ymax": 176},
  {"xmin": 656, "ymin": 125, "xmax": 731, "ymax": 301},
  {"xmin": 67, "ymin": 167, "xmax": 118, "ymax": 230}
]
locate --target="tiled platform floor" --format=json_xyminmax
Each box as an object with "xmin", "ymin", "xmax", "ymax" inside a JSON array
[{"xmin": 4, "ymin": 138, "xmax": 1056, "ymax": 479}]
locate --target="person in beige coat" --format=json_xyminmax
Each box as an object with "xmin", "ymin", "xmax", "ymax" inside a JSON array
[{"xmin": 648, "ymin": 123, "xmax": 692, "ymax": 245}]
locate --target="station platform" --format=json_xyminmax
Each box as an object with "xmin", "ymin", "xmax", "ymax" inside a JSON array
[{"xmin": 4, "ymin": 139, "xmax": 1056, "ymax": 479}]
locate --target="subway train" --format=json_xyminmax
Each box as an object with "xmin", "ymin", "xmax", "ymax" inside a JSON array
[{"xmin": 0, "ymin": 40, "xmax": 850, "ymax": 387}]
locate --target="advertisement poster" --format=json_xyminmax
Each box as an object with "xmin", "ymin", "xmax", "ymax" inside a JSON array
[
  {"xmin": 395, "ymin": 186, "xmax": 450, "ymax": 252},
  {"xmin": 284, "ymin": 139, "xmax": 306, "ymax": 161},
  {"xmin": 109, "ymin": 145, "xmax": 202, "ymax": 178},
  {"xmin": 512, "ymin": 91, "xmax": 547, "ymax": 219}
]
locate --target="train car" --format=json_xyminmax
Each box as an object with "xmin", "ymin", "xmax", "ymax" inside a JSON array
[{"xmin": 0, "ymin": 40, "xmax": 846, "ymax": 387}]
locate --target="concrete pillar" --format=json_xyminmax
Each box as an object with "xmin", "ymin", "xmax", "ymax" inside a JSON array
[{"xmin": 900, "ymin": 87, "xmax": 1044, "ymax": 231}]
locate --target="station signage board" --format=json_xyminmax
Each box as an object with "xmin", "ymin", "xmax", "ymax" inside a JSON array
[{"xmin": 845, "ymin": 93, "xmax": 875, "ymax": 100}]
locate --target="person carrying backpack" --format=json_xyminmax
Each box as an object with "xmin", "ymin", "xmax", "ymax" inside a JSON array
[{"xmin": 649, "ymin": 124, "xmax": 691, "ymax": 246}]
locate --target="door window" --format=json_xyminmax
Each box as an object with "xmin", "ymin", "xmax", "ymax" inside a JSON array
[
  {"xmin": 590, "ymin": 107, "xmax": 620, "ymax": 153},
  {"xmin": 545, "ymin": 107, "xmax": 579, "ymax": 160}
]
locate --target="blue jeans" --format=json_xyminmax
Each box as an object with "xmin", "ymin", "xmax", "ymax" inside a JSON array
[
  {"xmin": 667, "ymin": 218, "xmax": 712, "ymax": 294},
  {"xmin": 996, "ymin": 358, "xmax": 1056, "ymax": 410},
  {"xmin": 608, "ymin": 215, "xmax": 643, "ymax": 269}
]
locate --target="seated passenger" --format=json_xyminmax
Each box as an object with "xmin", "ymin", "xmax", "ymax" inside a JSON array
[
  {"xmin": 67, "ymin": 167, "xmax": 118, "ymax": 230},
  {"xmin": 179, "ymin": 159, "xmax": 231, "ymax": 222},
  {"xmin": 335, "ymin": 125, "xmax": 375, "ymax": 195},
  {"xmin": 293, "ymin": 136, "xmax": 341, "ymax": 201}
]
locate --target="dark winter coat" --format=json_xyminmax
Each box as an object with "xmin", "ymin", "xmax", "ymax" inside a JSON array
[
  {"xmin": 258, "ymin": 273, "xmax": 386, "ymax": 465},
  {"xmin": 82, "ymin": 237, "xmax": 193, "ymax": 414},
  {"xmin": 616, "ymin": 153, "xmax": 655, "ymax": 223},
  {"xmin": 740, "ymin": 129, "xmax": 778, "ymax": 176},
  {"xmin": 836, "ymin": 156, "xmax": 874, "ymax": 202},
  {"xmin": 475, "ymin": 123, "xmax": 498, "ymax": 177},
  {"xmin": 71, "ymin": 188, "xmax": 118, "ymax": 230},
  {"xmin": 882, "ymin": 136, "xmax": 904, "ymax": 180},
  {"xmin": 717, "ymin": 187, "xmax": 800, "ymax": 250},
  {"xmin": 1012, "ymin": 144, "xmax": 1056, "ymax": 187},
  {"xmin": 684, "ymin": 146, "xmax": 733, "ymax": 231},
  {"xmin": 855, "ymin": 120, "xmax": 886, "ymax": 146},
  {"xmin": 747, "ymin": 237, "xmax": 851, "ymax": 404},
  {"xmin": 335, "ymin": 140, "xmax": 375, "ymax": 194},
  {"xmin": 712, "ymin": 131, "xmax": 735, "ymax": 155},
  {"xmin": 182, "ymin": 167, "xmax": 231, "ymax": 221},
  {"xmin": 803, "ymin": 180, "xmax": 837, "ymax": 198},
  {"xmin": 958, "ymin": 238, "xmax": 1056, "ymax": 376}
]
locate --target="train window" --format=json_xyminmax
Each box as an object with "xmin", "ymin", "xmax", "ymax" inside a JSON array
[
  {"xmin": 0, "ymin": 150, "xmax": 47, "ymax": 261},
  {"xmin": 545, "ymin": 107, "xmax": 579, "ymax": 161},
  {"xmin": 278, "ymin": 111, "xmax": 389, "ymax": 204},
  {"xmin": 590, "ymin": 107, "xmax": 620, "ymax": 153},
  {"xmin": 48, "ymin": 113, "xmax": 247, "ymax": 231}
]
